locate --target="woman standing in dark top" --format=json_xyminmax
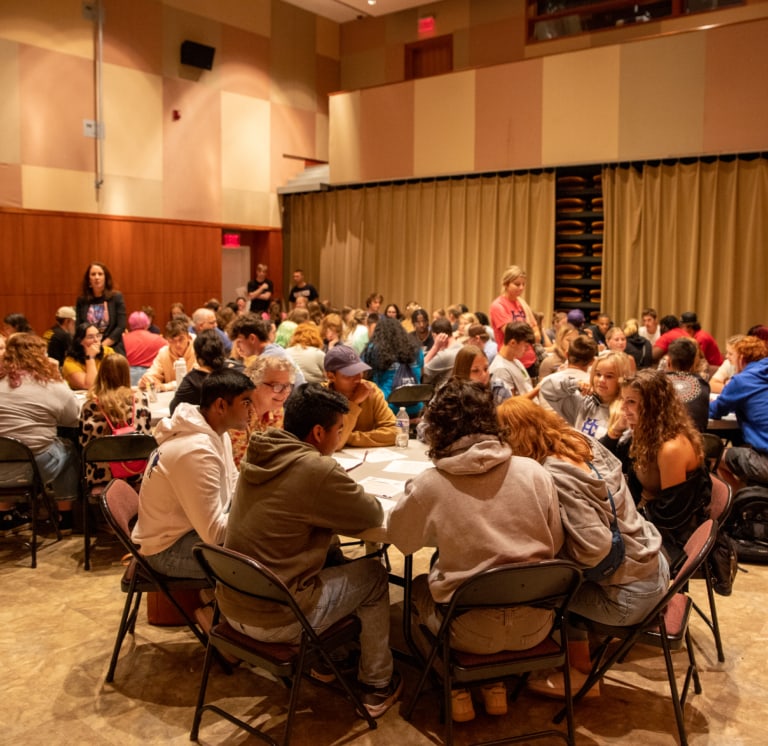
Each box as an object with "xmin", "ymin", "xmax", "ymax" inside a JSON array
[{"xmin": 75, "ymin": 262, "xmax": 127, "ymax": 354}]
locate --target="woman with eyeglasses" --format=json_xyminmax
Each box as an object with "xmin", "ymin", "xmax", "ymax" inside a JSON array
[
  {"xmin": 62, "ymin": 323, "xmax": 115, "ymax": 390},
  {"xmin": 229, "ymin": 355, "xmax": 296, "ymax": 467}
]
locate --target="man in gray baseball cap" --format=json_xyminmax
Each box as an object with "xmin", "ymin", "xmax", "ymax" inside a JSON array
[{"xmin": 323, "ymin": 345, "xmax": 397, "ymax": 449}]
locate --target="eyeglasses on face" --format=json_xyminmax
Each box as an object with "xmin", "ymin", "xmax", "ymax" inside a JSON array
[
  {"xmin": 85, "ymin": 333, "xmax": 103, "ymax": 341},
  {"xmin": 260, "ymin": 382, "xmax": 293, "ymax": 394}
]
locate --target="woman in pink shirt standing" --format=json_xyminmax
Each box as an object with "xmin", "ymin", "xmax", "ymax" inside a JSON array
[{"xmin": 489, "ymin": 265, "xmax": 541, "ymax": 374}]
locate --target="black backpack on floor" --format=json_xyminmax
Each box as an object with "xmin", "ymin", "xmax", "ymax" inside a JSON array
[{"xmin": 725, "ymin": 485, "xmax": 768, "ymax": 564}]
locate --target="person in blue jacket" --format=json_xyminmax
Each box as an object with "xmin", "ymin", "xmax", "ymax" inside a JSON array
[{"xmin": 709, "ymin": 335, "xmax": 768, "ymax": 492}]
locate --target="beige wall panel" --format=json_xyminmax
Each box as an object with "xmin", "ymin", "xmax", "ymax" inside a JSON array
[
  {"xmin": 316, "ymin": 112, "xmax": 329, "ymax": 162},
  {"xmin": 0, "ymin": 40, "xmax": 20, "ymax": 163},
  {"xmin": 385, "ymin": 43, "xmax": 406, "ymax": 83},
  {"xmin": 329, "ymin": 91, "xmax": 361, "ymax": 183},
  {"xmin": 340, "ymin": 49, "xmax": 387, "ymax": 91},
  {"xmin": 542, "ymin": 46, "xmax": 620, "ymax": 165},
  {"xmin": 703, "ymin": 19, "xmax": 768, "ymax": 153},
  {"xmin": 221, "ymin": 91, "xmax": 271, "ymax": 192},
  {"xmin": 161, "ymin": 0, "xmax": 270, "ymax": 35},
  {"xmin": 475, "ymin": 60, "xmax": 543, "ymax": 171},
  {"xmin": 162, "ymin": 78, "xmax": 221, "ymax": 222},
  {"xmin": 103, "ymin": 0, "xmax": 163, "ymax": 74},
  {"xmin": 414, "ymin": 71, "xmax": 475, "ymax": 177},
  {"xmin": 161, "ymin": 5, "xmax": 222, "ymax": 87},
  {"xmin": 359, "ymin": 83, "xmax": 414, "ymax": 181},
  {"xmin": 270, "ymin": 102, "xmax": 317, "ymax": 189},
  {"xmin": 21, "ymin": 166, "xmax": 99, "ymax": 213},
  {"xmin": 98, "ymin": 175, "xmax": 164, "ymax": 218},
  {"xmin": 0, "ymin": 0, "xmax": 92, "ymax": 58},
  {"xmin": 384, "ymin": 9, "xmax": 419, "ymax": 45},
  {"xmin": 219, "ymin": 24, "xmax": 270, "ymax": 101},
  {"xmin": 221, "ymin": 187, "xmax": 276, "ymax": 228},
  {"xmin": 619, "ymin": 34, "xmax": 705, "ymax": 160},
  {"xmin": 19, "ymin": 45, "xmax": 94, "ymax": 172},
  {"xmin": 471, "ymin": 0, "xmax": 526, "ymax": 25},
  {"xmin": 316, "ymin": 54, "xmax": 340, "ymax": 115},
  {"xmin": 270, "ymin": 1, "xmax": 316, "ymax": 111},
  {"xmin": 0, "ymin": 163, "xmax": 22, "ymax": 208},
  {"xmin": 468, "ymin": 19, "xmax": 524, "ymax": 69},
  {"xmin": 341, "ymin": 15, "xmax": 385, "ymax": 54},
  {"xmin": 316, "ymin": 15, "xmax": 339, "ymax": 60},
  {"xmin": 453, "ymin": 28, "xmax": 470, "ymax": 71},
  {"xmin": 103, "ymin": 64, "xmax": 163, "ymax": 181}
]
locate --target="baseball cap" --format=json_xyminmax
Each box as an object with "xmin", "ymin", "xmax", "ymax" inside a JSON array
[
  {"xmin": 324, "ymin": 345, "xmax": 371, "ymax": 376},
  {"xmin": 680, "ymin": 311, "xmax": 698, "ymax": 325},
  {"xmin": 56, "ymin": 306, "xmax": 76, "ymax": 320}
]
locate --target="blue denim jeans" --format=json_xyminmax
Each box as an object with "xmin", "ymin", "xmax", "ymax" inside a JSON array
[
  {"xmin": 35, "ymin": 438, "xmax": 79, "ymax": 500},
  {"xmin": 568, "ymin": 552, "xmax": 670, "ymax": 627},
  {"xmin": 233, "ymin": 558, "xmax": 393, "ymax": 687},
  {"xmin": 145, "ymin": 530, "xmax": 207, "ymax": 579}
]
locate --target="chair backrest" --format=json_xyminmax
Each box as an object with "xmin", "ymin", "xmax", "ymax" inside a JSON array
[
  {"xmin": 709, "ymin": 473, "xmax": 733, "ymax": 525},
  {"xmin": 0, "ymin": 436, "xmax": 40, "ymax": 489},
  {"xmin": 100, "ymin": 478, "xmax": 141, "ymax": 555},
  {"xmin": 445, "ymin": 560, "xmax": 582, "ymax": 618},
  {"xmin": 83, "ymin": 434, "xmax": 158, "ymax": 464},
  {"xmin": 701, "ymin": 433, "xmax": 725, "ymax": 473},
  {"xmin": 387, "ymin": 383, "xmax": 434, "ymax": 406}
]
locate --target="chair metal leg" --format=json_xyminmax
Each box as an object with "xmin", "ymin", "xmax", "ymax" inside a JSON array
[
  {"xmin": 83, "ymin": 494, "xmax": 91, "ymax": 571},
  {"xmin": 658, "ymin": 618, "xmax": 688, "ymax": 746},
  {"xmin": 692, "ymin": 563, "xmax": 725, "ymax": 662},
  {"xmin": 106, "ymin": 584, "xmax": 139, "ymax": 683}
]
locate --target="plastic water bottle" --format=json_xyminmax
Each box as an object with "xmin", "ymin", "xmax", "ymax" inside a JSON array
[
  {"xmin": 395, "ymin": 407, "xmax": 409, "ymax": 448},
  {"xmin": 173, "ymin": 357, "xmax": 187, "ymax": 387}
]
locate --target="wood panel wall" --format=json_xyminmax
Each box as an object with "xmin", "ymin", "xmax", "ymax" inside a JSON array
[{"xmin": 0, "ymin": 208, "xmax": 282, "ymax": 337}]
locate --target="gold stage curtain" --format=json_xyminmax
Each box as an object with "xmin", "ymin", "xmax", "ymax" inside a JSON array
[
  {"xmin": 283, "ymin": 171, "xmax": 555, "ymax": 320},
  {"xmin": 602, "ymin": 157, "xmax": 768, "ymax": 347}
]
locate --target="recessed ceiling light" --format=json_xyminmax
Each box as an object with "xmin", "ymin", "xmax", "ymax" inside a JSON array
[{"xmin": 368, "ymin": 0, "xmax": 377, "ymax": 6}]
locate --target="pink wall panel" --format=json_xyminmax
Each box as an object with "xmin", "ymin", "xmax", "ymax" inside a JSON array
[
  {"xmin": 103, "ymin": 0, "xmax": 163, "ymax": 74},
  {"xmin": 475, "ymin": 60, "xmax": 543, "ymax": 172},
  {"xmin": 162, "ymin": 77, "xmax": 222, "ymax": 222},
  {"xmin": 360, "ymin": 83, "xmax": 415, "ymax": 181},
  {"xmin": 703, "ymin": 19, "xmax": 768, "ymax": 154},
  {"xmin": 18, "ymin": 45, "xmax": 94, "ymax": 171},
  {"xmin": 219, "ymin": 24, "xmax": 270, "ymax": 101},
  {"xmin": 468, "ymin": 19, "xmax": 525, "ymax": 70}
]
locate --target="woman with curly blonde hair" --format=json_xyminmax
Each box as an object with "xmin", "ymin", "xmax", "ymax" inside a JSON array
[
  {"xmin": 603, "ymin": 368, "xmax": 709, "ymax": 561},
  {"xmin": 0, "ymin": 334, "xmax": 80, "ymax": 533},
  {"xmin": 287, "ymin": 322, "xmax": 326, "ymax": 384}
]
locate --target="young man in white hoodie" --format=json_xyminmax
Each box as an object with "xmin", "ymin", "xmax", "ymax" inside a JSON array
[{"xmin": 132, "ymin": 369, "xmax": 255, "ymax": 578}]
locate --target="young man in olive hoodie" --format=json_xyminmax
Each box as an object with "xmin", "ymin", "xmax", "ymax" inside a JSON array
[{"xmin": 220, "ymin": 383, "xmax": 402, "ymax": 718}]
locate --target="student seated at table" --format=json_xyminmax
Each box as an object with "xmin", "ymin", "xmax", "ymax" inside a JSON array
[
  {"xmin": 323, "ymin": 345, "xmax": 397, "ymax": 449},
  {"xmin": 387, "ymin": 378, "xmax": 564, "ymax": 723},
  {"xmin": 220, "ymin": 383, "xmax": 402, "ymax": 719},
  {"xmin": 62, "ymin": 323, "xmax": 115, "ymax": 390},
  {"xmin": 79, "ymin": 354, "xmax": 152, "ymax": 492},
  {"xmin": 169, "ymin": 330, "xmax": 226, "ymax": 414},
  {"xmin": 131, "ymin": 369, "xmax": 255, "ymax": 578},
  {"xmin": 498, "ymin": 397, "xmax": 668, "ymax": 698},
  {"xmin": 138, "ymin": 318, "xmax": 196, "ymax": 392},
  {"xmin": 710, "ymin": 335, "xmax": 768, "ymax": 493}
]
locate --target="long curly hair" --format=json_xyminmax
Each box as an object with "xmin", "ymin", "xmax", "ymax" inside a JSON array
[
  {"xmin": 623, "ymin": 369, "xmax": 703, "ymax": 475},
  {"xmin": 87, "ymin": 354, "xmax": 134, "ymax": 425},
  {"xmin": 0, "ymin": 334, "xmax": 61, "ymax": 388},
  {"xmin": 423, "ymin": 378, "xmax": 504, "ymax": 459},
  {"xmin": 367, "ymin": 317, "xmax": 418, "ymax": 371},
  {"xmin": 497, "ymin": 396, "xmax": 592, "ymax": 465}
]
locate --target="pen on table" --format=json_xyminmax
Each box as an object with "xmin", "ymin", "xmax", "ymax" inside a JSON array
[{"xmin": 345, "ymin": 450, "xmax": 368, "ymax": 473}]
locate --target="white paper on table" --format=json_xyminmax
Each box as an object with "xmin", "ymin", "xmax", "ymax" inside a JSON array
[
  {"xmin": 362, "ymin": 448, "xmax": 408, "ymax": 463},
  {"xmin": 358, "ymin": 476, "xmax": 405, "ymax": 498},
  {"xmin": 382, "ymin": 460, "xmax": 433, "ymax": 476},
  {"xmin": 333, "ymin": 456, "xmax": 363, "ymax": 471}
]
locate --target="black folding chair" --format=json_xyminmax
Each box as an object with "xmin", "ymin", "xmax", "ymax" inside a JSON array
[
  {"xmin": 100, "ymin": 479, "xmax": 210, "ymax": 683},
  {"xmin": 82, "ymin": 433, "xmax": 156, "ymax": 570},
  {"xmin": 0, "ymin": 435, "xmax": 61, "ymax": 567},
  {"xmin": 190, "ymin": 542, "xmax": 378, "ymax": 745},
  {"xmin": 555, "ymin": 519, "xmax": 718, "ymax": 746},
  {"xmin": 402, "ymin": 560, "xmax": 583, "ymax": 746}
]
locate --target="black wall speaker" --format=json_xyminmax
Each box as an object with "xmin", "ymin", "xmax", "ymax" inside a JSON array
[{"xmin": 180, "ymin": 40, "xmax": 215, "ymax": 70}]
